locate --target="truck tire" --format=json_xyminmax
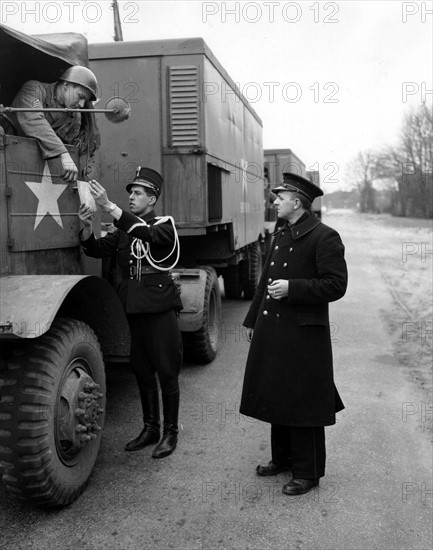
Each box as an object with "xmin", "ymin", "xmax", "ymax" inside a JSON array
[
  {"xmin": 0, "ymin": 318, "xmax": 106, "ymax": 508},
  {"xmin": 185, "ymin": 267, "xmax": 221, "ymax": 364},
  {"xmin": 262, "ymin": 229, "xmax": 273, "ymax": 260},
  {"xmin": 241, "ymin": 241, "xmax": 263, "ymax": 300},
  {"xmin": 223, "ymin": 264, "xmax": 242, "ymax": 299}
]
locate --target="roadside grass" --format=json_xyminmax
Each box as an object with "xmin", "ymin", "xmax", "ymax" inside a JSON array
[{"xmin": 363, "ymin": 213, "xmax": 432, "ymax": 437}]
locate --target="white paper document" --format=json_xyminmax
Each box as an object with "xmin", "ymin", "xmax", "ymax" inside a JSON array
[{"xmin": 77, "ymin": 180, "xmax": 97, "ymax": 212}]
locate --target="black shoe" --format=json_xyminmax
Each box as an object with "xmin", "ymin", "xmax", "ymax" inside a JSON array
[
  {"xmin": 125, "ymin": 426, "xmax": 160, "ymax": 451},
  {"xmin": 282, "ymin": 478, "xmax": 319, "ymax": 495},
  {"xmin": 256, "ymin": 461, "xmax": 291, "ymax": 476},
  {"xmin": 152, "ymin": 430, "xmax": 178, "ymax": 458}
]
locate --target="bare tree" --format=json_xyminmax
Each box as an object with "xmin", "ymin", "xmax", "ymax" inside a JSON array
[
  {"xmin": 347, "ymin": 150, "xmax": 379, "ymax": 213},
  {"xmin": 383, "ymin": 105, "xmax": 432, "ymax": 217},
  {"xmin": 353, "ymin": 105, "xmax": 432, "ymax": 218}
]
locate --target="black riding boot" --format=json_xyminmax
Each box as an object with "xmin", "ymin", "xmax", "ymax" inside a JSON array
[
  {"xmin": 152, "ymin": 391, "xmax": 179, "ymax": 458},
  {"xmin": 125, "ymin": 389, "xmax": 160, "ymax": 451}
]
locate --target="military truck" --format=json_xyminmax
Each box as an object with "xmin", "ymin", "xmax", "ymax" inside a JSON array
[
  {"xmin": 264, "ymin": 148, "xmax": 322, "ymax": 221},
  {"xmin": 0, "ymin": 25, "xmax": 265, "ymax": 508},
  {"xmin": 306, "ymin": 170, "xmax": 322, "ymax": 218},
  {"xmin": 264, "ymin": 148, "xmax": 307, "ymax": 229},
  {"xmin": 88, "ymin": 37, "xmax": 265, "ymax": 301}
]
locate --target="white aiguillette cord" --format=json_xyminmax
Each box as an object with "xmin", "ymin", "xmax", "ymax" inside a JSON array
[{"xmin": 130, "ymin": 216, "xmax": 180, "ymax": 281}]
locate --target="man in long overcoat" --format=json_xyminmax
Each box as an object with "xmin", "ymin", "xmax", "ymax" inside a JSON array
[{"xmin": 240, "ymin": 172, "xmax": 348, "ymax": 495}]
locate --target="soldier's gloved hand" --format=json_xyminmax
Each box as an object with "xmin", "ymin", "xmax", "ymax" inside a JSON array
[{"xmin": 60, "ymin": 152, "xmax": 78, "ymax": 183}]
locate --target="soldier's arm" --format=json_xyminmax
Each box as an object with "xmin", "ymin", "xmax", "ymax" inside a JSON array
[{"xmin": 12, "ymin": 80, "xmax": 68, "ymax": 159}]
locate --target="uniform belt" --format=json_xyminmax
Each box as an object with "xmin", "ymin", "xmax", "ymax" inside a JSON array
[{"xmin": 126, "ymin": 265, "xmax": 167, "ymax": 277}]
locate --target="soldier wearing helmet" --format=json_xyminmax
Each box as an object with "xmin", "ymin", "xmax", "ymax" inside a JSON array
[{"xmin": 10, "ymin": 65, "xmax": 100, "ymax": 183}]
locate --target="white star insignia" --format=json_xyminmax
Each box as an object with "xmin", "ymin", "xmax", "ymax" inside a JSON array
[{"xmin": 25, "ymin": 163, "xmax": 68, "ymax": 229}]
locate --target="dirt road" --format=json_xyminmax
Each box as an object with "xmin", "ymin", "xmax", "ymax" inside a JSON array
[{"xmin": 0, "ymin": 210, "xmax": 431, "ymax": 550}]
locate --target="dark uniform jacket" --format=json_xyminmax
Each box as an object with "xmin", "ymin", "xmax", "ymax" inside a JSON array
[
  {"xmin": 240, "ymin": 211, "xmax": 348, "ymax": 427},
  {"xmin": 80, "ymin": 209, "xmax": 183, "ymax": 315}
]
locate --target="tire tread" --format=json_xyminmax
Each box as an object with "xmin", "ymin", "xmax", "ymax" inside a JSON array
[{"xmin": 0, "ymin": 317, "xmax": 105, "ymax": 508}]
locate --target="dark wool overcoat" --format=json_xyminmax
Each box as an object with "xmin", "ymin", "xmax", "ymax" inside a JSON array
[{"xmin": 240, "ymin": 211, "xmax": 348, "ymax": 427}]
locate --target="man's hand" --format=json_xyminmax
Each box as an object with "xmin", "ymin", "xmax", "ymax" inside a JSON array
[
  {"xmin": 88, "ymin": 179, "xmax": 111, "ymax": 210},
  {"xmin": 78, "ymin": 204, "xmax": 94, "ymax": 241},
  {"xmin": 78, "ymin": 204, "xmax": 94, "ymax": 226},
  {"xmin": 60, "ymin": 151, "xmax": 78, "ymax": 183},
  {"xmin": 268, "ymin": 279, "xmax": 289, "ymax": 300},
  {"xmin": 245, "ymin": 328, "xmax": 254, "ymax": 343}
]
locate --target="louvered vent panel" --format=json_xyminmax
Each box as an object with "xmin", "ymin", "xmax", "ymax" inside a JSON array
[{"xmin": 169, "ymin": 66, "xmax": 199, "ymax": 147}]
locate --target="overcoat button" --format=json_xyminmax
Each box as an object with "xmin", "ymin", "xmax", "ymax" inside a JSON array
[
  {"xmin": 275, "ymin": 245, "xmax": 279, "ymax": 250},
  {"xmin": 281, "ymin": 232, "xmax": 285, "ymax": 235},
  {"xmin": 263, "ymin": 310, "xmax": 268, "ymax": 315},
  {"xmin": 268, "ymin": 278, "xmax": 272, "ymax": 283},
  {"xmin": 276, "ymin": 314, "xmax": 280, "ymax": 318},
  {"xmin": 266, "ymin": 295, "xmax": 270, "ymax": 299},
  {"xmin": 159, "ymin": 284, "xmax": 162, "ymax": 287},
  {"xmin": 289, "ymin": 248, "xmax": 293, "ymax": 252},
  {"xmin": 129, "ymin": 259, "xmax": 133, "ymax": 264},
  {"xmin": 283, "ymin": 262, "xmax": 288, "ymax": 267},
  {"xmin": 270, "ymin": 261, "xmax": 275, "ymax": 266}
]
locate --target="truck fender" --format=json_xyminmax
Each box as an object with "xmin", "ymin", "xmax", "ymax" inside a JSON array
[
  {"xmin": 174, "ymin": 268, "xmax": 208, "ymax": 332},
  {"xmin": 0, "ymin": 275, "xmax": 130, "ymax": 358}
]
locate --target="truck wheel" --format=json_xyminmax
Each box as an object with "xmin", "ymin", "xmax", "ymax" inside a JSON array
[
  {"xmin": 262, "ymin": 229, "xmax": 273, "ymax": 260},
  {"xmin": 223, "ymin": 264, "xmax": 242, "ymax": 299},
  {"xmin": 185, "ymin": 267, "xmax": 221, "ymax": 364},
  {"xmin": 241, "ymin": 241, "xmax": 262, "ymax": 300},
  {"xmin": 0, "ymin": 318, "xmax": 106, "ymax": 508}
]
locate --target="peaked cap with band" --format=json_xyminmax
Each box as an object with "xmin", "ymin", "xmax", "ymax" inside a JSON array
[
  {"xmin": 272, "ymin": 172, "xmax": 323, "ymax": 202},
  {"xmin": 126, "ymin": 166, "xmax": 163, "ymax": 198}
]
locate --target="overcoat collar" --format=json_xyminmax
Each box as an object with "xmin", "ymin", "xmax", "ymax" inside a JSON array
[{"xmin": 273, "ymin": 211, "xmax": 321, "ymax": 239}]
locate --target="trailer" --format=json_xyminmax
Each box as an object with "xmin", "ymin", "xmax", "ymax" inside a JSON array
[
  {"xmin": 306, "ymin": 170, "xmax": 322, "ymax": 218},
  {"xmin": 263, "ymin": 148, "xmax": 307, "ymax": 227},
  {"xmin": 0, "ymin": 25, "xmax": 265, "ymax": 508},
  {"xmin": 89, "ymin": 38, "xmax": 266, "ymax": 303},
  {"xmin": 264, "ymin": 148, "xmax": 322, "ymax": 222}
]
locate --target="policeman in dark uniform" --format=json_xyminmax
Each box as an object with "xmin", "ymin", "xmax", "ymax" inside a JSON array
[
  {"xmin": 240, "ymin": 172, "xmax": 348, "ymax": 495},
  {"xmin": 11, "ymin": 66, "xmax": 100, "ymax": 182},
  {"xmin": 78, "ymin": 167, "xmax": 183, "ymax": 458}
]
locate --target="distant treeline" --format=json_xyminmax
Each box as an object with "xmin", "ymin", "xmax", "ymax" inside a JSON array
[{"xmin": 348, "ymin": 104, "xmax": 432, "ymax": 219}]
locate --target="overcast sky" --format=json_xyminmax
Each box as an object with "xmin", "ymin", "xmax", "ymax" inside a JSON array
[{"xmin": 1, "ymin": 0, "xmax": 431, "ymax": 191}]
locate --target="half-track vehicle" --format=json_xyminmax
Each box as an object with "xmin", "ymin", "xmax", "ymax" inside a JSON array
[{"xmin": 0, "ymin": 24, "xmax": 265, "ymax": 507}]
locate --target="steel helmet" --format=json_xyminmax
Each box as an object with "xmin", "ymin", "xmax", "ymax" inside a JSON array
[{"xmin": 59, "ymin": 66, "xmax": 99, "ymax": 101}]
